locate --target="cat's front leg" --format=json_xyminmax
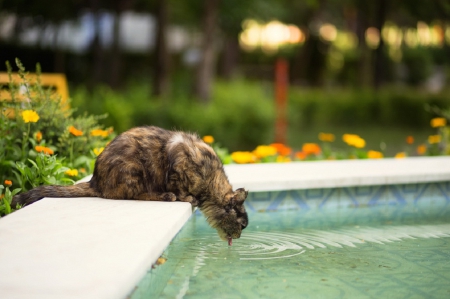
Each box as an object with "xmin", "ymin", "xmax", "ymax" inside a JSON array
[
  {"xmin": 135, "ymin": 192, "xmax": 176, "ymax": 202},
  {"xmin": 178, "ymin": 195, "xmax": 199, "ymax": 207}
]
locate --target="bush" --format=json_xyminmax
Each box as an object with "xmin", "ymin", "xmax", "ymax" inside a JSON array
[
  {"xmin": 72, "ymin": 80, "xmax": 275, "ymax": 151},
  {"xmin": 0, "ymin": 59, "xmax": 114, "ymax": 216}
]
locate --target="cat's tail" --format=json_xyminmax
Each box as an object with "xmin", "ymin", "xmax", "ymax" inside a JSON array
[{"xmin": 11, "ymin": 182, "xmax": 100, "ymax": 208}]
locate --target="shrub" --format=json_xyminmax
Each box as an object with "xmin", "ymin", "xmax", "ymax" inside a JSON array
[{"xmin": 0, "ymin": 59, "xmax": 114, "ymax": 216}]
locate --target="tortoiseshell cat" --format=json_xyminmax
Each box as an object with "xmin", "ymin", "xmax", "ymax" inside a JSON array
[{"xmin": 12, "ymin": 126, "xmax": 249, "ymax": 245}]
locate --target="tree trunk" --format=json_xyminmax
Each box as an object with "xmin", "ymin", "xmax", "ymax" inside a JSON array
[
  {"xmin": 218, "ymin": 35, "xmax": 239, "ymax": 80},
  {"xmin": 194, "ymin": 0, "xmax": 220, "ymax": 103},
  {"xmin": 109, "ymin": 12, "xmax": 122, "ymax": 89},
  {"xmin": 373, "ymin": 0, "xmax": 387, "ymax": 89},
  {"xmin": 153, "ymin": 0, "xmax": 170, "ymax": 97}
]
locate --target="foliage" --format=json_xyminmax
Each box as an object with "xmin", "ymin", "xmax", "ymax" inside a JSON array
[
  {"xmin": 0, "ymin": 183, "xmax": 21, "ymax": 217},
  {"xmin": 0, "ymin": 59, "xmax": 114, "ymax": 216},
  {"xmin": 72, "ymin": 79, "xmax": 275, "ymax": 151}
]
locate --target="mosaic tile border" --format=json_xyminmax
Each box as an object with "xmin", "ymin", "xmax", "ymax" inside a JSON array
[{"xmin": 245, "ymin": 182, "xmax": 450, "ymax": 212}]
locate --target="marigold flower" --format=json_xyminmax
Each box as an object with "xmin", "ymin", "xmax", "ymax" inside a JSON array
[
  {"xmin": 65, "ymin": 169, "xmax": 79, "ymax": 177},
  {"xmin": 270, "ymin": 143, "xmax": 292, "ymax": 156},
  {"xmin": 406, "ymin": 136, "xmax": 414, "ymax": 145},
  {"xmin": 253, "ymin": 145, "xmax": 277, "ymax": 158},
  {"xmin": 343, "ymin": 134, "xmax": 366, "ymax": 148},
  {"xmin": 395, "ymin": 152, "xmax": 406, "ymax": 159},
  {"xmin": 202, "ymin": 135, "xmax": 214, "ymax": 144},
  {"xmin": 4, "ymin": 180, "xmax": 12, "ymax": 186},
  {"xmin": 302, "ymin": 143, "xmax": 321, "ymax": 155},
  {"xmin": 69, "ymin": 126, "xmax": 83, "ymax": 137},
  {"xmin": 35, "ymin": 145, "xmax": 54, "ymax": 155},
  {"xmin": 367, "ymin": 150, "xmax": 383, "ymax": 159},
  {"xmin": 430, "ymin": 117, "xmax": 447, "ymax": 128},
  {"xmin": 93, "ymin": 147, "xmax": 104, "ymax": 156},
  {"xmin": 428, "ymin": 135, "xmax": 441, "ymax": 144},
  {"xmin": 90, "ymin": 129, "xmax": 109, "ymax": 138},
  {"xmin": 35, "ymin": 131, "xmax": 42, "ymax": 143},
  {"xmin": 21, "ymin": 110, "xmax": 40, "ymax": 123},
  {"xmin": 417, "ymin": 144, "xmax": 427, "ymax": 155},
  {"xmin": 231, "ymin": 151, "xmax": 256, "ymax": 164},
  {"xmin": 295, "ymin": 151, "xmax": 306, "ymax": 160},
  {"xmin": 318, "ymin": 133, "xmax": 335, "ymax": 142},
  {"xmin": 276, "ymin": 155, "xmax": 291, "ymax": 163}
]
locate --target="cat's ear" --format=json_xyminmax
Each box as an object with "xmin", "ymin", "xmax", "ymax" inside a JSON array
[{"xmin": 233, "ymin": 188, "xmax": 248, "ymax": 204}]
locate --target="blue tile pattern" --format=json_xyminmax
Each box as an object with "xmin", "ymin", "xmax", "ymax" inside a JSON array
[{"xmin": 245, "ymin": 182, "xmax": 450, "ymax": 212}]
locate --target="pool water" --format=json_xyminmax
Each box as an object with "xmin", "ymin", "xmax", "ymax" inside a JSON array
[{"xmin": 131, "ymin": 191, "xmax": 450, "ymax": 299}]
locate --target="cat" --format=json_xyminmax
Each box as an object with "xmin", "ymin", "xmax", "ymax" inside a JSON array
[{"xmin": 12, "ymin": 126, "xmax": 249, "ymax": 245}]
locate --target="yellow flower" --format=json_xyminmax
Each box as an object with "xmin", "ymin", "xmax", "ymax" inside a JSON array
[
  {"xmin": 35, "ymin": 131, "xmax": 42, "ymax": 143},
  {"xmin": 428, "ymin": 135, "xmax": 441, "ymax": 144},
  {"xmin": 231, "ymin": 151, "xmax": 256, "ymax": 164},
  {"xmin": 93, "ymin": 147, "xmax": 104, "ymax": 156},
  {"xmin": 417, "ymin": 144, "xmax": 427, "ymax": 155},
  {"xmin": 21, "ymin": 110, "xmax": 40, "ymax": 123},
  {"xmin": 318, "ymin": 133, "xmax": 335, "ymax": 142},
  {"xmin": 302, "ymin": 143, "xmax": 321, "ymax": 155},
  {"xmin": 276, "ymin": 155, "xmax": 291, "ymax": 163},
  {"xmin": 253, "ymin": 145, "xmax": 277, "ymax": 158},
  {"xmin": 202, "ymin": 135, "xmax": 214, "ymax": 144},
  {"xmin": 395, "ymin": 152, "xmax": 407, "ymax": 159},
  {"xmin": 4, "ymin": 180, "xmax": 12, "ymax": 186},
  {"xmin": 35, "ymin": 145, "xmax": 54, "ymax": 155},
  {"xmin": 65, "ymin": 169, "xmax": 79, "ymax": 177},
  {"xmin": 69, "ymin": 126, "xmax": 83, "ymax": 137},
  {"xmin": 430, "ymin": 117, "xmax": 447, "ymax": 128},
  {"xmin": 343, "ymin": 134, "xmax": 366, "ymax": 148},
  {"xmin": 367, "ymin": 150, "xmax": 383, "ymax": 159},
  {"xmin": 90, "ymin": 129, "xmax": 109, "ymax": 138}
]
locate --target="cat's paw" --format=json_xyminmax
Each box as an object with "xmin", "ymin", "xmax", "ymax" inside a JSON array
[
  {"xmin": 184, "ymin": 195, "xmax": 199, "ymax": 207},
  {"xmin": 161, "ymin": 192, "xmax": 176, "ymax": 202}
]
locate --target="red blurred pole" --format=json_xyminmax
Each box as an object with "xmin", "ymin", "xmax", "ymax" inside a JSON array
[{"xmin": 274, "ymin": 58, "xmax": 288, "ymax": 144}]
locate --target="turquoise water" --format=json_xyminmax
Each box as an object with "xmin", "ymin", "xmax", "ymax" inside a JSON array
[{"xmin": 131, "ymin": 195, "xmax": 450, "ymax": 299}]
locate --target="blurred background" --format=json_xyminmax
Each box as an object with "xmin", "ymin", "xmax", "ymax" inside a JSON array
[{"xmin": 1, "ymin": 0, "xmax": 450, "ymax": 154}]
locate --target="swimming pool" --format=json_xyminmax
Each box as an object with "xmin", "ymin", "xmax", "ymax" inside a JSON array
[{"xmin": 130, "ymin": 182, "xmax": 450, "ymax": 298}]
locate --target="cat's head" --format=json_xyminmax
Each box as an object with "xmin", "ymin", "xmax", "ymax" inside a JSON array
[{"xmin": 202, "ymin": 188, "xmax": 249, "ymax": 245}]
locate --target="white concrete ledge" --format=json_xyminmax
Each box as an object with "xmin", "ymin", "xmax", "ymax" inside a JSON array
[
  {"xmin": 1, "ymin": 156, "xmax": 450, "ymax": 299},
  {"xmin": 0, "ymin": 198, "xmax": 192, "ymax": 299},
  {"xmin": 225, "ymin": 156, "xmax": 450, "ymax": 192}
]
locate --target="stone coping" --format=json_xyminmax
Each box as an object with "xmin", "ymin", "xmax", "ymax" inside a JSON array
[{"xmin": 1, "ymin": 156, "xmax": 450, "ymax": 299}]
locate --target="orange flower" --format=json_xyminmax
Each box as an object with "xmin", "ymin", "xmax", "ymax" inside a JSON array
[
  {"xmin": 69, "ymin": 126, "xmax": 83, "ymax": 137},
  {"xmin": 90, "ymin": 129, "xmax": 109, "ymax": 138},
  {"xmin": 430, "ymin": 117, "xmax": 447, "ymax": 128},
  {"xmin": 417, "ymin": 144, "xmax": 427, "ymax": 155},
  {"xmin": 35, "ymin": 145, "xmax": 54, "ymax": 155},
  {"xmin": 406, "ymin": 136, "xmax": 414, "ymax": 144},
  {"xmin": 295, "ymin": 151, "xmax": 307, "ymax": 160},
  {"xmin": 35, "ymin": 131, "xmax": 42, "ymax": 143},
  {"xmin": 367, "ymin": 150, "xmax": 383, "ymax": 159},
  {"xmin": 270, "ymin": 143, "xmax": 292, "ymax": 156},
  {"xmin": 318, "ymin": 133, "xmax": 335, "ymax": 142},
  {"xmin": 302, "ymin": 143, "xmax": 321, "ymax": 156},
  {"xmin": 202, "ymin": 135, "xmax": 214, "ymax": 144},
  {"xmin": 231, "ymin": 151, "xmax": 256, "ymax": 164},
  {"xmin": 4, "ymin": 180, "xmax": 12, "ymax": 186}
]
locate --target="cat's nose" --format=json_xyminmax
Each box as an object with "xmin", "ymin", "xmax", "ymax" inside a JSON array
[{"xmin": 241, "ymin": 221, "xmax": 248, "ymax": 230}]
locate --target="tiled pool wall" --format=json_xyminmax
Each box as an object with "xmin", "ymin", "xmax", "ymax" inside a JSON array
[
  {"xmin": 129, "ymin": 181, "xmax": 450, "ymax": 298},
  {"xmin": 246, "ymin": 182, "xmax": 450, "ymax": 212}
]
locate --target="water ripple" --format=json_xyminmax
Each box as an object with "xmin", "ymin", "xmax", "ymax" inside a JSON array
[{"xmin": 189, "ymin": 224, "xmax": 450, "ymax": 261}]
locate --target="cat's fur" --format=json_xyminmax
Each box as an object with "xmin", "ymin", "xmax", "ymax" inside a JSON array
[{"xmin": 12, "ymin": 126, "xmax": 249, "ymax": 243}]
